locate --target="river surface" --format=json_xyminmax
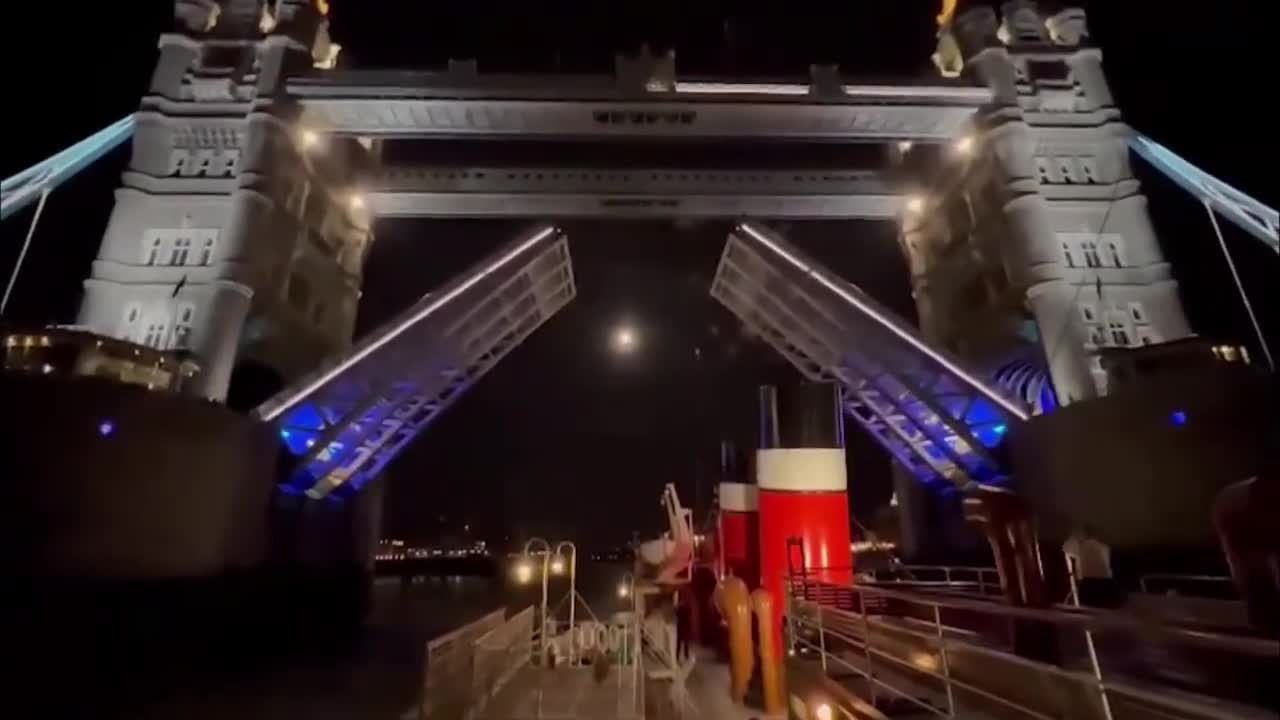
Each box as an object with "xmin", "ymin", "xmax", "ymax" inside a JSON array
[{"xmin": 71, "ymin": 563, "xmax": 631, "ymax": 719}]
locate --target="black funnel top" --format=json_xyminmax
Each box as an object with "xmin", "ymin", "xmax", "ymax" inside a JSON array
[{"xmin": 757, "ymin": 382, "xmax": 844, "ymax": 450}]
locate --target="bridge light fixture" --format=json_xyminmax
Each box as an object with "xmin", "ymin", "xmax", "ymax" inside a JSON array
[
  {"xmin": 905, "ymin": 195, "xmax": 926, "ymax": 215},
  {"xmin": 897, "ymin": 140, "xmax": 914, "ymax": 154},
  {"xmin": 348, "ymin": 193, "xmax": 367, "ymax": 211},
  {"xmin": 953, "ymin": 134, "xmax": 975, "ymax": 156},
  {"xmin": 550, "ymin": 556, "xmax": 566, "ymax": 576},
  {"xmin": 813, "ymin": 701, "xmax": 834, "ymax": 720},
  {"xmin": 299, "ymin": 129, "xmax": 321, "ymax": 150}
]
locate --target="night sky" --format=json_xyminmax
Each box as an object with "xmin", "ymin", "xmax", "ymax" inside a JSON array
[{"xmin": 2, "ymin": 2, "xmax": 1276, "ymax": 548}]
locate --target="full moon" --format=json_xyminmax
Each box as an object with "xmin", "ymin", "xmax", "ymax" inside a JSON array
[{"xmin": 612, "ymin": 326, "xmax": 638, "ymax": 354}]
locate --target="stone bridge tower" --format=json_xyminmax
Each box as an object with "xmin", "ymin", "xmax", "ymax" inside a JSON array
[
  {"xmin": 76, "ymin": 0, "xmax": 371, "ymax": 403},
  {"xmin": 902, "ymin": 2, "xmax": 1192, "ymax": 409}
]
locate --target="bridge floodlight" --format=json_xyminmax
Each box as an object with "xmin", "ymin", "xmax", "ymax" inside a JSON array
[
  {"xmin": 299, "ymin": 129, "xmax": 321, "ymax": 150},
  {"xmin": 905, "ymin": 195, "xmax": 926, "ymax": 215},
  {"xmin": 348, "ymin": 193, "xmax": 366, "ymax": 211},
  {"xmin": 953, "ymin": 134, "xmax": 975, "ymax": 156},
  {"xmin": 897, "ymin": 140, "xmax": 914, "ymax": 154}
]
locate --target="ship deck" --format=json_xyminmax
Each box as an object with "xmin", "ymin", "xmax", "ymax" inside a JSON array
[{"xmin": 478, "ymin": 649, "xmax": 780, "ymax": 720}]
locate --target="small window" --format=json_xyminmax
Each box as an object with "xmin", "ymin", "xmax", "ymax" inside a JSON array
[
  {"xmin": 167, "ymin": 150, "xmax": 189, "ymax": 176},
  {"xmin": 170, "ymin": 237, "xmax": 192, "ymax": 266},
  {"xmin": 1082, "ymin": 241, "xmax": 1102, "ymax": 268},
  {"xmin": 144, "ymin": 233, "xmax": 163, "ymax": 265},
  {"xmin": 200, "ymin": 235, "xmax": 216, "ymax": 265},
  {"xmin": 1128, "ymin": 302, "xmax": 1147, "ymax": 324},
  {"xmin": 1106, "ymin": 240, "xmax": 1124, "ymax": 267},
  {"xmin": 120, "ymin": 303, "xmax": 143, "ymax": 340},
  {"xmin": 172, "ymin": 302, "xmax": 196, "ymax": 349},
  {"xmin": 1079, "ymin": 158, "xmax": 1100, "ymax": 184},
  {"xmin": 1062, "ymin": 242, "xmax": 1078, "ymax": 268},
  {"xmin": 1137, "ymin": 327, "xmax": 1160, "ymax": 346},
  {"xmin": 1078, "ymin": 302, "xmax": 1097, "ymax": 323},
  {"xmin": 143, "ymin": 319, "xmax": 169, "ymax": 349},
  {"xmin": 1056, "ymin": 157, "xmax": 1078, "ymax": 183},
  {"xmin": 1111, "ymin": 329, "xmax": 1131, "ymax": 347},
  {"xmin": 1035, "ymin": 157, "xmax": 1055, "ymax": 184},
  {"xmin": 1086, "ymin": 328, "xmax": 1106, "ymax": 349}
]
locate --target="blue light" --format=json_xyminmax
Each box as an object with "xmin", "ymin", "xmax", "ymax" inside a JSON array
[
  {"xmin": 280, "ymin": 429, "xmax": 291, "ymax": 439},
  {"xmin": 993, "ymin": 424, "xmax": 1008, "ymax": 436},
  {"xmin": 97, "ymin": 420, "xmax": 115, "ymax": 437},
  {"xmin": 1170, "ymin": 410, "xmax": 1188, "ymax": 427}
]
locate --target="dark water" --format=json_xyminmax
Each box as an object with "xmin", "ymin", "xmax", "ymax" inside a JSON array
[{"xmin": 29, "ymin": 564, "xmax": 631, "ymax": 719}]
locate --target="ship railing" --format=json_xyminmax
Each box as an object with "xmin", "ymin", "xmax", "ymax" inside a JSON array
[
  {"xmin": 785, "ymin": 576, "xmax": 1277, "ymax": 720},
  {"xmin": 420, "ymin": 606, "xmax": 534, "ymax": 720},
  {"xmin": 1138, "ymin": 572, "xmax": 1235, "ymax": 597},
  {"xmin": 869, "ymin": 564, "xmax": 1002, "ymax": 596}
]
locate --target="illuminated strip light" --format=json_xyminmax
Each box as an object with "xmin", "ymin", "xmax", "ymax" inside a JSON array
[
  {"xmin": 736, "ymin": 222, "xmax": 1029, "ymax": 421},
  {"xmin": 671, "ymin": 81, "xmax": 990, "ymax": 103},
  {"xmin": 255, "ymin": 225, "xmax": 560, "ymax": 422},
  {"xmin": 1, "ymin": 115, "xmax": 135, "ymax": 221},
  {"xmin": 1129, "ymin": 133, "xmax": 1278, "ymax": 254},
  {"xmin": 674, "ymin": 82, "xmax": 809, "ymax": 96}
]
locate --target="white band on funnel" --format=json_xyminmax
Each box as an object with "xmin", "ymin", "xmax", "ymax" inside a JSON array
[
  {"xmin": 718, "ymin": 482, "xmax": 758, "ymax": 512},
  {"xmin": 756, "ymin": 448, "xmax": 847, "ymax": 492}
]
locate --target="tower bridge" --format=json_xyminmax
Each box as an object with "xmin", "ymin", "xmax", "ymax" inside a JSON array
[
  {"xmin": 3, "ymin": 0, "xmax": 1274, "ymax": 606},
  {"xmin": 5, "ymin": 3, "xmax": 1278, "ymax": 717}
]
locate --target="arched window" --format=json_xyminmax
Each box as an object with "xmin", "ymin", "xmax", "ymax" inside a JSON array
[
  {"xmin": 144, "ymin": 233, "xmax": 163, "ymax": 265},
  {"xmin": 119, "ymin": 302, "xmax": 143, "ymax": 341},
  {"xmin": 172, "ymin": 303, "xmax": 196, "ymax": 349}
]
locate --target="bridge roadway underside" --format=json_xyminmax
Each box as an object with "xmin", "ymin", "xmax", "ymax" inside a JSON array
[{"xmin": 367, "ymin": 166, "xmax": 902, "ymax": 219}]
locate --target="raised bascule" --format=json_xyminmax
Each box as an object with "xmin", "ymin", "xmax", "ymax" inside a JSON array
[{"xmin": 4, "ymin": 0, "xmax": 1274, "ymax": 609}]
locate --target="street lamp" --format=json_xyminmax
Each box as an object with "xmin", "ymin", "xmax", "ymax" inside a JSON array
[
  {"xmin": 517, "ymin": 537, "xmax": 553, "ymax": 659},
  {"xmin": 554, "ymin": 541, "xmax": 578, "ymax": 665},
  {"xmin": 617, "ymin": 572, "xmax": 634, "ymax": 600}
]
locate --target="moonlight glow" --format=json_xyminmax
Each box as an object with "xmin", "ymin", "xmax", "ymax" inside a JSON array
[{"xmin": 611, "ymin": 326, "xmax": 638, "ymax": 354}]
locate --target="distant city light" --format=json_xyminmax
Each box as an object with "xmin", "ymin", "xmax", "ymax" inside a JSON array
[
  {"xmin": 1170, "ymin": 410, "xmax": 1188, "ymax": 427},
  {"xmin": 97, "ymin": 420, "xmax": 115, "ymax": 437}
]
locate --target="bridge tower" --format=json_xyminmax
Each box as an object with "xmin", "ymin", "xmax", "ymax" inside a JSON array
[
  {"xmin": 903, "ymin": 2, "xmax": 1192, "ymax": 408},
  {"xmin": 75, "ymin": 1, "xmax": 370, "ymax": 403}
]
